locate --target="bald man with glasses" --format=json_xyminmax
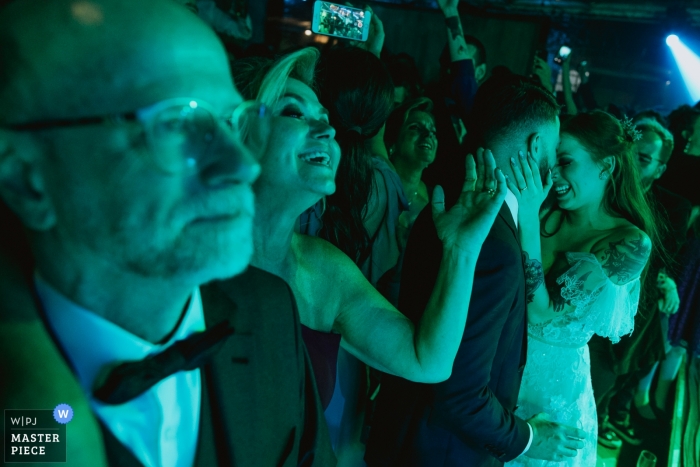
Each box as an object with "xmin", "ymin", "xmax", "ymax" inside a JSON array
[{"xmin": 0, "ymin": 0, "xmax": 333, "ymax": 465}]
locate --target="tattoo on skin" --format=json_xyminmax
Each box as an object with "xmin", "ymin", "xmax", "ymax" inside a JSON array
[
  {"xmin": 522, "ymin": 252, "xmax": 544, "ymax": 304},
  {"xmin": 445, "ymin": 16, "xmax": 464, "ymax": 41},
  {"xmin": 547, "ymin": 282, "xmax": 567, "ymax": 312},
  {"xmin": 549, "ymin": 271, "xmax": 593, "ymax": 313},
  {"xmin": 600, "ymin": 236, "xmax": 651, "ymax": 284}
]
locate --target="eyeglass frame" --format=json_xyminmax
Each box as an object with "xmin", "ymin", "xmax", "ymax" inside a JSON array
[{"xmin": 2, "ymin": 97, "xmax": 267, "ymax": 173}]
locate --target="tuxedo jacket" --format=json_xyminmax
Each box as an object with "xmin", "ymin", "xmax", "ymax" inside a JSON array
[
  {"xmin": 365, "ymin": 203, "xmax": 529, "ymax": 467},
  {"xmin": 43, "ymin": 267, "xmax": 336, "ymax": 467}
]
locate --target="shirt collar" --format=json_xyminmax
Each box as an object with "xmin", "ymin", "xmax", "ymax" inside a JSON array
[
  {"xmin": 504, "ymin": 189, "xmax": 519, "ymax": 228},
  {"xmin": 34, "ymin": 273, "xmax": 205, "ymax": 395}
]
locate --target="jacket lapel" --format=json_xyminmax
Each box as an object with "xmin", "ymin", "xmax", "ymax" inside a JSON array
[{"xmin": 497, "ymin": 202, "xmax": 520, "ymax": 247}]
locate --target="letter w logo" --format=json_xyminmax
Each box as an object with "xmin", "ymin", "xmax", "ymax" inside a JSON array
[
  {"xmin": 10, "ymin": 417, "xmax": 21, "ymax": 425},
  {"xmin": 57, "ymin": 410, "xmax": 69, "ymax": 418}
]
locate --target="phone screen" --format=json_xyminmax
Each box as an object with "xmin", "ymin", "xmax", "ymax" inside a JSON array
[{"xmin": 314, "ymin": 2, "xmax": 367, "ymax": 41}]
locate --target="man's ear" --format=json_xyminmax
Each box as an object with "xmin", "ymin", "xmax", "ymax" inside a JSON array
[
  {"xmin": 0, "ymin": 130, "xmax": 56, "ymax": 231},
  {"xmin": 475, "ymin": 63, "xmax": 487, "ymax": 83},
  {"xmin": 527, "ymin": 133, "xmax": 541, "ymax": 159},
  {"xmin": 654, "ymin": 163, "xmax": 667, "ymax": 180}
]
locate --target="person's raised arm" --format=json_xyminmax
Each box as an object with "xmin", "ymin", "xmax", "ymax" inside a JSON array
[
  {"xmin": 347, "ymin": 5, "xmax": 384, "ymax": 58},
  {"xmin": 532, "ymin": 57, "xmax": 553, "ymax": 93},
  {"xmin": 438, "ymin": 0, "xmax": 472, "ymax": 63},
  {"xmin": 561, "ymin": 55, "xmax": 578, "ymax": 116},
  {"xmin": 334, "ymin": 149, "xmax": 506, "ymax": 382}
]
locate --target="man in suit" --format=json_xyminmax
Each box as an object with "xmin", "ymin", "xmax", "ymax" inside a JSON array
[
  {"xmin": 365, "ymin": 74, "xmax": 586, "ymax": 466},
  {"xmin": 0, "ymin": 0, "xmax": 334, "ymax": 465}
]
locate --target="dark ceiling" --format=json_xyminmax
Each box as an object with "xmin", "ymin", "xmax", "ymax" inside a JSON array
[{"xmin": 370, "ymin": 0, "xmax": 700, "ymax": 27}]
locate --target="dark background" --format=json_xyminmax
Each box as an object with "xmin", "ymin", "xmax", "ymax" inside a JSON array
[{"xmin": 249, "ymin": 0, "xmax": 700, "ymax": 114}]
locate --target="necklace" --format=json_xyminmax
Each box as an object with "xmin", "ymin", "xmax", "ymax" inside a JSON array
[{"xmin": 408, "ymin": 190, "xmax": 419, "ymax": 206}]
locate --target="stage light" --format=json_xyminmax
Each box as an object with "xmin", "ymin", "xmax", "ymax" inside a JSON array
[
  {"xmin": 666, "ymin": 35, "xmax": 700, "ymax": 102},
  {"xmin": 304, "ymin": 29, "xmax": 312, "ymax": 36}
]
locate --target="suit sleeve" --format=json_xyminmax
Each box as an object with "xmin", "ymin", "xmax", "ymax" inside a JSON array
[
  {"xmin": 287, "ymin": 284, "xmax": 337, "ymax": 467},
  {"xmin": 399, "ymin": 209, "xmax": 531, "ymax": 462}
]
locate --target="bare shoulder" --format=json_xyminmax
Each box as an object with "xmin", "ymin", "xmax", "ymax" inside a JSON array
[
  {"xmin": 293, "ymin": 233, "xmax": 359, "ymax": 273},
  {"xmin": 591, "ymin": 223, "xmax": 651, "ymax": 285},
  {"xmin": 291, "ymin": 234, "xmax": 374, "ymax": 330}
]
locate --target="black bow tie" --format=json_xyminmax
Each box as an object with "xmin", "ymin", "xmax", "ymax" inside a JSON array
[{"xmin": 93, "ymin": 321, "xmax": 234, "ymax": 405}]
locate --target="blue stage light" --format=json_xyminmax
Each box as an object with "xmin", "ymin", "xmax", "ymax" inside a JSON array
[{"xmin": 666, "ymin": 35, "xmax": 700, "ymax": 102}]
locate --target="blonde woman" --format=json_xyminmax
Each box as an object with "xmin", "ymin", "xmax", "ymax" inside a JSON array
[{"xmin": 232, "ymin": 47, "xmax": 506, "ymax": 393}]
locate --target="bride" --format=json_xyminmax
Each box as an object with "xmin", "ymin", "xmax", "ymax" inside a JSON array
[{"xmin": 505, "ymin": 111, "xmax": 656, "ymax": 466}]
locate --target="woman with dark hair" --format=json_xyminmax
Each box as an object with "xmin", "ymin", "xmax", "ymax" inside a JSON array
[
  {"xmin": 384, "ymin": 97, "xmax": 438, "ymax": 248},
  {"xmin": 505, "ymin": 111, "xmax": 655, "ymax": 466},
  {"xmin": 299, "ymin": 46, "xmax": 408, "ymax": 462}
]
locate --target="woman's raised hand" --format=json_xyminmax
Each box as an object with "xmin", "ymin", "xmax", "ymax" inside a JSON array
[
  {"xmin": 506, "ymin": 150, "xmax": 553, "ymax": 225},
  {"xmin": 432, "ymin": 148, "xmax": 506, "ymax": 257}
]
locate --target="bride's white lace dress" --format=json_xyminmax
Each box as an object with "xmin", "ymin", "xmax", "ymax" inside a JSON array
[{"xmin": 507, "ymin": 253, "xmax": 640, "ymax": 467}]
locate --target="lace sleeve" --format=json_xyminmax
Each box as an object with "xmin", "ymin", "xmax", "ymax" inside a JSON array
[{"xmin": 556, "ymin": 252, "xmax": 640, "ymax": 343}]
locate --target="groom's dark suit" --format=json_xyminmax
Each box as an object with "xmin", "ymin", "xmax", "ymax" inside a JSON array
[{"xmin": 365, "ymin": 202, "xmax": 529, "ymax": 467}]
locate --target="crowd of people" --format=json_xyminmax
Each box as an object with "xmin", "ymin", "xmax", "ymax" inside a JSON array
[{"xmin": 1, "ymin": 0, "xmax": 699, "ymax": 466}]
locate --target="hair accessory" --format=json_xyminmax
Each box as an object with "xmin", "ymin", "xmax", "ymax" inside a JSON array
[
  {"xmin": 620, "ymin": 116, "xmax": 642, "ymax": 143},
  {"xmin": 348, "ymin": 126, "xmax": 363, "ymax": 135}
]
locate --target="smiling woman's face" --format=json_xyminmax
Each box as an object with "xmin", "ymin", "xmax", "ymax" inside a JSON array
[
  {"xmin": 393, "ymin": 110, "xmax": 438, "ymax": 168},
  {"xmin": 551, "ymin": 133, "xmax": 609, "ymax": 211},
  {"xmin": 256, "ymin": 78, "xmax": 341, "ymax": 197}
]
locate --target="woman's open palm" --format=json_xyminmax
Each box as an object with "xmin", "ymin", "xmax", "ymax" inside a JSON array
[{"xmin": 432, "ymin": 148, "xmax": 507, "ymax": 256}]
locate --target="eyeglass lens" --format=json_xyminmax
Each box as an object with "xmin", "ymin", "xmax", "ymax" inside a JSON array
[{"xmin": 146, "ymin": 101, "xmax": 266, "ymax": 174}]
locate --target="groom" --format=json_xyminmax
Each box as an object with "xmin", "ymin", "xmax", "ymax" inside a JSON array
[{"xmin": 365, "ymin": 74, "xmax": 585, "ymax": 466}]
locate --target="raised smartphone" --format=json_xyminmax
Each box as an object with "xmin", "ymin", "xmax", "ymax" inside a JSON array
[{"xmin": 312, "ymin": 1, "xmax": 371, "ymax": 42}]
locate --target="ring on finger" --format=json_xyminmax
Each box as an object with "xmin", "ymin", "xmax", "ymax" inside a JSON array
[
  {"xmin": 520, "ymin": 186, "xmax": 528, "ymax": 192},
  {"xmin": 483, "ymin": 188, "xmax": 496, "ymax": 197}
]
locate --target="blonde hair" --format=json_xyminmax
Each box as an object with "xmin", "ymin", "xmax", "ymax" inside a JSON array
[{"xmin": 232, "ymin": 47, "xmax": 319, "ymax": 107}]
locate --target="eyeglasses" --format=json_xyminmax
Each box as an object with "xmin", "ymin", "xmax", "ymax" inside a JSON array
[{"xmin": 4, "ymin": 98, "xmax": 268, "ymax": 174}]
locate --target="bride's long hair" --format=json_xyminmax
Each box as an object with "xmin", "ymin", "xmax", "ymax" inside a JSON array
[{"xmin": 561, "ymin": 111, "xmax": 663, "ymax": 309}]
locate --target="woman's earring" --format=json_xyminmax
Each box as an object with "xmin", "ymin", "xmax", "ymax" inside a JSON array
[{"xmin": 599, "ymin": 170, "xmax": 609, "ymax": 180}]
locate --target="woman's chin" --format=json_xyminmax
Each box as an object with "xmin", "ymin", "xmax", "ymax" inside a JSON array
[{"xmin": 305, "ymin": 180, "xmax": 336, "ymax": 198}]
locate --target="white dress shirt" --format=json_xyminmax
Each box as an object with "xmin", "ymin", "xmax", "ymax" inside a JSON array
[
  {"xmin": 35, "ymin": 274, "xmax": 204, "ymax": 467},
  {"xmin": 504, "ymin": 189, "xmax": 519, "ymax": 229},
  {"xmin": 502, "ymin": 191, "xmax": 534, "ymax": 455}
]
